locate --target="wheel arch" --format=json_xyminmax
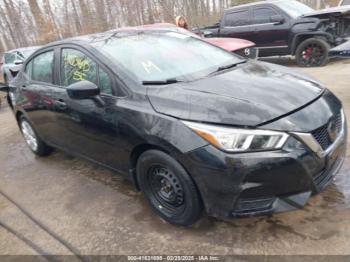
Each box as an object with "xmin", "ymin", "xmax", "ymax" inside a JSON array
[
  {"xmin": 128, "ymin": 143, "xmax": 177, "ymax": 190},
  {"xmin": 291, "ymin": 32, "xmax": 333, "ymax": 55},
  {"xmin": 128, "ymin": 142, "xmax": 201, "ymax": 197}
]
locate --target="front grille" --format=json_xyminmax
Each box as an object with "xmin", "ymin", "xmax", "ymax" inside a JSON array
[
  {"xmin": 311, "ymin": 112, "xmax": 342, "ymax": 150},
  {"xmin": 313, "ymin": 155, "xmax": 344, "ymax": 191}
]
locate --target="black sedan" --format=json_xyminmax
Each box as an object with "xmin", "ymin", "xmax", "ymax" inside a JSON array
[{"xmin": 6, "ymin": 28, "xmax": 347, "ymax": 226}]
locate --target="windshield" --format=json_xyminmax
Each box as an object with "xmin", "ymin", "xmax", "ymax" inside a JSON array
[
  {"xmin": 341, "ymin": 0, "xmax": 350, "ymax": 5},
  {"xmin": 275, "ymin": 0, "xmax": 314, "ymax": 18},
  {"xmin": 93, "ymin": 32, "xmax": 243, "ymax": 83}
]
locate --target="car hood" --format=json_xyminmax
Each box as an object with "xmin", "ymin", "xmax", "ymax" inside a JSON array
[
  {"xmin": 146, "ymin": 61, "xmax": 324, "ymax": 127},
  {"xmin": 204, "ymin": 38, "xmax": 255, "ymax": 52},
  {"xmin": 302, "ymin": 6, "xmax": 350, "ymax": 18}
]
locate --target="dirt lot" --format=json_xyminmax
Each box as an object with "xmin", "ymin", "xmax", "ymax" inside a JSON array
[{"xmin": 1, "ymin": 58, "xmax": 350, "ymax": 257}]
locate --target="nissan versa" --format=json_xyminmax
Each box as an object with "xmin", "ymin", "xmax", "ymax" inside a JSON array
[{"xmin": 6, "ymin": 28, "xmax": 347, "ymax": 226}]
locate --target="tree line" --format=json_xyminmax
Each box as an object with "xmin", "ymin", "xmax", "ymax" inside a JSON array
[{"xmin": 0, "ymin": 0, "xmax": 339, "ymax": 53}]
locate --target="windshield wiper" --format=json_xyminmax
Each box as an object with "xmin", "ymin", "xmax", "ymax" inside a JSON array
[
  {"xmin": 142, "ymin": 79, "xmax": 184, "ymax": 85},
  {"xmin": 210, "ymin": 61, "xmax": 247, "ymax": 76}
]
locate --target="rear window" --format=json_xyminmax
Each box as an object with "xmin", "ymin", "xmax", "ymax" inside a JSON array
[{"xmin": 224, "ymin": 10, "xmax": 250, "ymax": 27}]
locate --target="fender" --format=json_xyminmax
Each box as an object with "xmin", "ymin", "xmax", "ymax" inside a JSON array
[{"xmin": 290, "ymin": 31, "xmax": 334, "ymax": 55}]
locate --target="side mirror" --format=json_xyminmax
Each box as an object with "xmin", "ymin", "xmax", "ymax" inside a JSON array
[
  {"xmin": 270, "ymin": 15, "xmax": 285, "ymax": 24},
  {"xmin": 66, "ymin": 80, "xmax": 100, "ymax": 100},
  {"xmin": 14, "ymin": 60, "xmax": 23, "ymax": 65}
]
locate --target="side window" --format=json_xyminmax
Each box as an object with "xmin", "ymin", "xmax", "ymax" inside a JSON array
[
  {"xmin": 253, "ymin": 8, "xmax": 278, "ymax": 24},
  {"xmin": 61, "ymin": 48, "xmax": 97, "ymax": 87},
  {"xmin": 98, "ymin": 67, "xmax": 113, "ymax": 95},
  {"xmin": 32, "ymin": 51, "xmax": 54, "ymax": 83},
  {"xmin": 4, "ymin": 53, "xmax": 16, "ymax": 64},
  {"xmin": 224, "ymin": 10, "xmax": 250, "ymax": 27},
  {"xmin": 25, "ymin": 60, "xmax": 34, "ymax": 78}
]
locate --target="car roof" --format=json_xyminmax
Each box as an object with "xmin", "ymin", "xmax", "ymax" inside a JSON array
[
  {"xmin": 6, "ymin": 46, "xmax": 42, "ymax": 54},
  {"xmin": 41, "ymin": 24, "xmax": 182, "ymax": 49},
  {"xmin": 225, "ymin": 0, "xmax": 288, "ymax": 11}
]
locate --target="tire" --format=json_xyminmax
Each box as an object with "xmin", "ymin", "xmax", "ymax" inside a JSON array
[
  {"xmin": 136, "ymin": 150, "xmax": 203, "ymax": 226},
  {"xmin": 19, "ymin": 116, "xmax": 53, "ymax": 156},
  {"xmin": 295, "ymin": 38, "xmax": 330, "ymax": 67}
]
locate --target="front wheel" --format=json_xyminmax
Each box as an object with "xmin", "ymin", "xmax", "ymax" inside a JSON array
[
  {"xmin": 136, "ymin": 150, "xmax": 203, "ymax": 226},
  {"xmin": 19, "ymin": 116, "xmax": 53, "ymax": 156},
  {"xmin": 295, "ymin": 38, "xmax": 330, "ymax": 67}
]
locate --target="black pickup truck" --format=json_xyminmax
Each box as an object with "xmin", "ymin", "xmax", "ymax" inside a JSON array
[{"xmin": 197, "ymin": 0, "xmax": 350, "ymax": 67}]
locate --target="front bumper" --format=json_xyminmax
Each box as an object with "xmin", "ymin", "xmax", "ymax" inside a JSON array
[{"xmin": 181, "ymin": 110, "xmax": 347, "ymax": 220}]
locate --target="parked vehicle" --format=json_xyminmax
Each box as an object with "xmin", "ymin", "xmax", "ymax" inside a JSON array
[
  {"xmin": 197, "ymin": 0, "xmax": 350, "ymax": 67},
  {"xmin": 5, "ymin": 28, "xmax": 347, "ymax": 226},
  {"xmin": 329, "ymin": 39, "xmax": 350, "ymax": 57},
  {"xmin": 123, "ymin": 23, "xmax": 258, "ymax": 59},
  {"xmin": 0, "ymin": 46, "xmax": 41, "ymax": 85},
  {"xmin": 339, "ymin": 0, "xmax": 350, "ymax": 6}
]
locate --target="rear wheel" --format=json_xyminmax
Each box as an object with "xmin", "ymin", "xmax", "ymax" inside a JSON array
[
  {"xmin": 295, "ymin": 38, "xmax": 330, "ymax": 67},
  {"xmin": 136, "ymin": 150, "xmax": 203, "ymax": 226},
  {"xmin": 19, "ymin": 116, "xmax": 53, "ymax": 156}
]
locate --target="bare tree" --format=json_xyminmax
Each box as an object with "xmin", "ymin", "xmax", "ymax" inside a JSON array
[{"xmin": 0, "ymin": 0, "xmax": 337, "ymax": 52}]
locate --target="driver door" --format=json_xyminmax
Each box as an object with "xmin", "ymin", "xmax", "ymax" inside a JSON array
[
  {"xmin": 51, "ymin": 47, "xmax": 124, "ymax": 169},
  {"xmin": 251, "ymin": 6, "xmax": 290, "ymax": 56}
]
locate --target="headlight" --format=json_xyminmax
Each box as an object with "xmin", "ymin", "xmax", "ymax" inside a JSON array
[{"xmin": 182, "ymin": 121, "xmax": 289, "ymax": 152}]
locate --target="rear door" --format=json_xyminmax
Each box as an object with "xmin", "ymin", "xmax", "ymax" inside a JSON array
[
  {"xmin": 219, "ymin": 8, "xmax": 256, "ymax": 43},
  {"xmin": 20, "ymin": 49, "xmax": 62, "ymax": 142}
]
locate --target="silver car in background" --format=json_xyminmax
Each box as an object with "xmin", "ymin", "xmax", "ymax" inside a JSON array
[
  {"xmin": 0, "ymin": 46, "xmax": 41, "ymax": 85},
  {"xmin": 339, "ymin": 0, "xmax": 350, "ymax": 6}
]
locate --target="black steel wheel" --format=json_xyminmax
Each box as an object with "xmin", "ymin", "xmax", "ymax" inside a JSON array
[
  {"xmin": 136, "ymin": 150, "xmax": 202, "ymax": 226},
  {"xmin": 296, "ymin": 38, "xmax": 330, "ymax": 67},
  {"xmin": 149, "ymin": 165, "xmax": 185, "ymax": 212}
]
